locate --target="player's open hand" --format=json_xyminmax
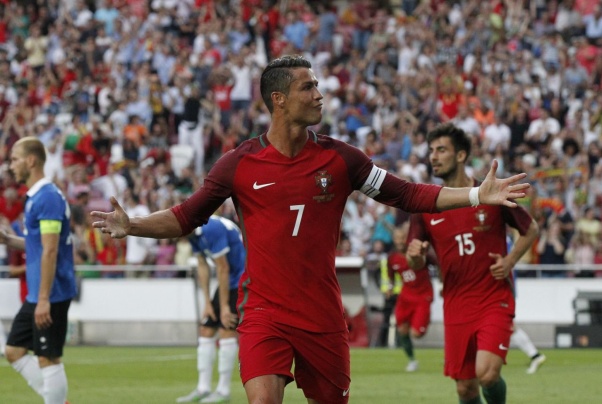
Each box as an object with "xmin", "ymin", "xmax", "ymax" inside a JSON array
[
  {"xmin": 90, "ymin": 196, "xmax": 130, "ymax": 239},
  {"xmin": 479, "ymin": 160, "xmax": 530, "ymax": 208}
]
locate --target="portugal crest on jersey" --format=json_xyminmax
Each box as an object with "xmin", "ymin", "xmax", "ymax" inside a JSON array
[
  {"xmin": 473, "ymin": 209, "xmax": 491, "ymax": 232},
  {"xmin": 313, "ymin": 170, "xmax": 334, "ymax": 202}
]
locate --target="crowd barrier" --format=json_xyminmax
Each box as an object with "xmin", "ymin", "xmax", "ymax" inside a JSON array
[{"xmin": 1, "ymin": 261, "xmax": 601, "ymax": 348}]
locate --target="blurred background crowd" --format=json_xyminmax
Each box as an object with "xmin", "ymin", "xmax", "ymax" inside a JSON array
[{"xmin": 0, "ymin": 0, "xmax": 601, "ymax": 278}]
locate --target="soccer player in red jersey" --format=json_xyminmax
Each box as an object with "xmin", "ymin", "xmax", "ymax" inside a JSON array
[
  {"xmin": 385, "ymin": 223, "xmax": 434, "ymax": 373},
  {"xmin": 91, "ymin": 56, "xmax": 530, "ymax": 404},
  {"xmin": 406, "ymin": 123, "xmax": 539, "ymax": 404}
]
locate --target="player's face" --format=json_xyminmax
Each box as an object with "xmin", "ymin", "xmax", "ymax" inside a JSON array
[
  {"xmin": 285, "ymin": 68, "xmax": 323, "ymax": 126},
  {"xmin": 9, "ymin": 145, "xmax": 30, "ymax": 184},
  {"xmin": 392, "ymin": 229, "xmax": 407, "ymax": 248},
  {"xmin": 428, "ymin": 136, "xmax": 461, "ymax": 180}
]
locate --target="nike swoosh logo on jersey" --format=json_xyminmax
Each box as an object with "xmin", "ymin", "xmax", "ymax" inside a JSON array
[
  {"xmin": 430, "ymin": 218, "xmax": 445, "ymax": 225},
  {"xmin": 499, "ymin": 343, "xmax": 508, "ymax": 350},
  {"xmin": 342, "ymin": 388, "xmax": 350, "ymax": 397},
  {"xmin": 253, "ymin": 181, "xmax": 276, "ymax": 190}
]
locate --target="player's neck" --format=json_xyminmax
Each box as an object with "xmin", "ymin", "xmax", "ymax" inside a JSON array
[
  {"xmin": 26, "ymin": 170, "xmax": 45, "ymax": 189},
  {"xmin": 443, "ymin": 171, "xmax": 473, "ymax": 189},
  {"xmin": 266, "ymin": 123, "xmax": 309, "ymax": 158}
]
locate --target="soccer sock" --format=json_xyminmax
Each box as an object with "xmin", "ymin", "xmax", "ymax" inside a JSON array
[
  {"xmin": 197, "ymin": 337, "xmax": 216, "ymax": 393},
  {"xmin": 216, "ymin": 337, "xmax": 238, "ymax": 395},
  {"xmin": 460, "ymin": 396, "xmax": 483, "ymax": 404},
  {"xmin": 399, "ymin": 334, "xmax": 414, "ymax": 360},
  {"xmin": 511, "ymin": 328, "xmax": 538, "ymax": 358},
  {"xmin": 41, "ymin": 363, "xmax": 68, "ymax": 404},
  {"xmin": 11, "ymin": 355, "xmax": 44, "ymax": 396},
  {"xmin": 482, "ymin": 377, "xmax": 506, "ymax": 404}
]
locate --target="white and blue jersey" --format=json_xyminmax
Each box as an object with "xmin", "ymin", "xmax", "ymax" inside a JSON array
[
  {"xmin": 24, "ymin": 179, "xmax": 77, "ymax": 303},
  {"xmin": 189, "ymin": 216, "xmax": 246, "ymax": 290}
]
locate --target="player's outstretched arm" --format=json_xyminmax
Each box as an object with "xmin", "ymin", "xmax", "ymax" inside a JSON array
[
  {"xmin": 436, "ymin": 160, "xmax": 529, "ymax": 210},
  {"xmin": 90, "ymin": 196, "xmax": 183, "ymax": 239}
]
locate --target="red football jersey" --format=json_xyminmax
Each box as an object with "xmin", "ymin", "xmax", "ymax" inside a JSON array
[
  {"xmin": 388, "ymin": 251, "xmax": 433, "ymax": 301},
  {"xmin": 172, "ymin": 133, "xmax": 442, "ymax": 332},
  {"xmin": 408, "ymin": 204, "xmax": 532, "ymax": 325}
]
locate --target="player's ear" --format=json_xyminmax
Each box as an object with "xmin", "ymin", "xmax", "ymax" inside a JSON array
[
  {"xmin": 271, "ymin": 92, "xmax": 286, "ymax": 109},
  {"xmin": 27, "ymin": 154, "xmax": 38, "ymax": 168},
  {"xmin": 456, "ymin": 150, "xmax": 467, "ymax": 164}
]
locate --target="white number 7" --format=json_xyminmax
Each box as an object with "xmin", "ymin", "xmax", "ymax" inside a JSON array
[{"xmin": 290, "ymin": 205, "xmax": 305, "ymax": 237}]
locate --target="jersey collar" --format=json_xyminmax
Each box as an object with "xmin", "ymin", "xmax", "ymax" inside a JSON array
[
  {"xmin": 258, "ymin": 130, "xmax": 318, "ymax": 148},
  {"xmin": 26, "ymin": 178, "xmax": 53, "ymax": 198}
]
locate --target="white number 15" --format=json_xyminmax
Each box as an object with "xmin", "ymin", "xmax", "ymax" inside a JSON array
[{"xmin": 454, "ymin": 233, "xmax": 475, "ymax": 256}]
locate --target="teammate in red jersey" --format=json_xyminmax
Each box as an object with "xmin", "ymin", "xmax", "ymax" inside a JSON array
[
  {"xmin": 406, "ymin": 123, "xmax": 539, "ymax": 404},
  {"xmin": 385, "ymin": 223, "xmax": 434, "ymax": 373},
  {"xmin": 91, "ymin": 56, "xmax": 530, "ymax": 404}
]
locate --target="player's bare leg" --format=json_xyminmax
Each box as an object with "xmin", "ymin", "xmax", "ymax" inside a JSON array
[
  {"xmin": 455, "ymin": 378, "xmax": 482, "ymax": 403},
  {"xmin": 476, "ymin": 350, "xmax": 506, "ymax": 404},
  {"xmin": 244, "ymin": 374, "xmax": 286, "ymax": 404}
]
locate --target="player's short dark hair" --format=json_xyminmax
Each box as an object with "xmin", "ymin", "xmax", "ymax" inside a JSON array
[
  {"xmin": 260, "ymin": 55, "xmax": 312, "ymax": 113},
  {"xmin": 15, "ymin": 136, "xmax": 46, "ymax": 165},
  {"xmin": 427, "ymin": 123, "xmax": 472, "ymax": 158}
]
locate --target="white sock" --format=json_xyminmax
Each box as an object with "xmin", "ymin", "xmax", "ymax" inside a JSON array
[
  {"xmin": 511, "ymin": 328, "xmax": 538, "ymax": 358},
  {"xmin": 41, "ymin": 363, "xmax": 68, "ymax": 404},
  {"xmin": 11, "ymin": 355, "xmax": 44, "ymax": 395},
  {"xmin": 197, "ymin": 337, "xmax": 216, "ymax": 393},
  {"xmin": 216, "ymin": 337, "xmax": 238, "ymax": 396}
]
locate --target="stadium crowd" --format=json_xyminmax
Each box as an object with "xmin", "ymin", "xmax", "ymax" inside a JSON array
[{"xmin": 0, "ymin": 0, "xmax": 601, "ymax": 278}]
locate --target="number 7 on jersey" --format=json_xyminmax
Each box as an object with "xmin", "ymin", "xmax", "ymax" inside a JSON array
[{"xmin": 290, "ymin": 205, "xmax": 305, "ymax": 237}]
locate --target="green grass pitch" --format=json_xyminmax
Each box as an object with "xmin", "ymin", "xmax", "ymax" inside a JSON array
[{"xmin": 1, "ymin": 346, "xmax": 601, "ymax": 403}]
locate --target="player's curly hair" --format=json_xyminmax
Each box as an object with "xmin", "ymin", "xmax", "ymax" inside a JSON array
[
  {"xmin": 260, "ymin": 55, "xmax": 312, "ymax": 113},
  {"xmin": 427, "ymin": 123, "xmax": 472, "ymax": 159}
]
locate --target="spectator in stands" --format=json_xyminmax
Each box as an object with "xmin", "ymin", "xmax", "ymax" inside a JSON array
[
  {"xmin": 575, "ymin": 206, "xmax": 602, "ymax": 245},
  {"xmin": 537, "ymin": 215, "xmax": 568, "ymax": 277},
  {"xmin": 228, "ymin": 52, "xmax": 254, "ymax": 126},
  {"xmin": 122, "ymin": 189, "xmax": 156, "ymax": 277},
  {"xmin": 483, "ymin": 112, "xmax": 511, "ymax": 154},
  {"xmin": 565, "ymin": 229, "xmax": 596, "ymax": 277},
  {"xmin": 453, "ymin": 103, "xmax": 481, "ymax": 139},
  {"xmin": 583, "ymin": 5, "xmax": 602, "ymax": 44}
]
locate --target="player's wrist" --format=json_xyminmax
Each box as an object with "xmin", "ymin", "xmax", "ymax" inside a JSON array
[{"xmin": 469, "ymin": 186, "xmax": 480, "ymax": 207}]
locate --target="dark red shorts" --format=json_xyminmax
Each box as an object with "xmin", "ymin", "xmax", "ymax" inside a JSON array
[
  {"xmin": 444, "ymin": 310, "xmax": 513, "ymax": 380},
  {"xmin": 237, "ymin": 316, "xmax": 351, "ymax": 403},
  {"xmin": 394, "ymin": 293, "xmax": 431, "ymax": 336}
]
